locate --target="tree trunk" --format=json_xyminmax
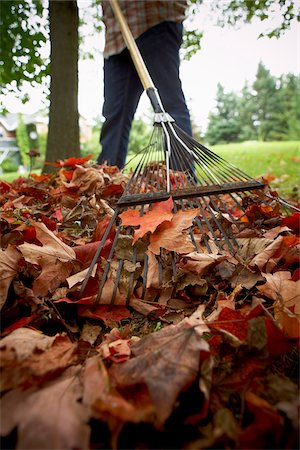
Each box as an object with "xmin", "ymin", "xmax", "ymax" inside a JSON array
[{"xmin": 44, "ymin": 0, "xmax": 79, "ymax": 171}]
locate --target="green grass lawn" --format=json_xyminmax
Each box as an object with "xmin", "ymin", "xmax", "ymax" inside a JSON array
[
  {"xmin": 211, "ymin": 141, "xmax": 299, "ymax": 198},
  {"xmin": 126, "ymin": 140, "xmax": 299, "ymax": 199},
  {"xmin": 1, "ymin": 141, "xmax": 299, "ymax": 199}
]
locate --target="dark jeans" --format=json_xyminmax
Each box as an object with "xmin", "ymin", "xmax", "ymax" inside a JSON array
[{"xmin": 98, "ymin": 21, "xmax": 192, "ymax": 168}]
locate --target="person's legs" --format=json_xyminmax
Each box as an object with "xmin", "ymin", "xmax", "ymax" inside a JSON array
[
  {"xmin": 98, "ymin": 50, "xmax": 143, "ymax": 168},
  {"xmin": 137, "ymin": 21, "xmax": 192, "ymax": 137},
  {"xmin": 137, "ymin": 22, "xmax": 193, "ymax": 173}
]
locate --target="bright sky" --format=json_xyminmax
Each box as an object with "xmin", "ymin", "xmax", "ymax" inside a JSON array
[
  {"xmin": 78, "ymin": 3, "xmax": 300, "ymax": 131},
  {"xmin": 5, "ymin": 3, "xmax": 300, "ymax": 132}
]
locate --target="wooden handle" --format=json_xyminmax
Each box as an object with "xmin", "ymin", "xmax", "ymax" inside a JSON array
[{"xmin": 109, "ymin": 0, "xmax": 154, "ymax": 90}]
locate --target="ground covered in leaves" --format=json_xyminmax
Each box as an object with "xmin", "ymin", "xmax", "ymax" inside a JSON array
[{"xmin": 0, "ymin": 155, "xmax": 299, "ymax": 450}]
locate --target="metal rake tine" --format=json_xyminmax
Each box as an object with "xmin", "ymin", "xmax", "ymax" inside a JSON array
[
  {"xmin": 95, "ymin": 225, "xmax": 122, "ymax": 304},
  {"xmin": 80, "ymin": 208, "xmax": 119, "ymax": 296}
]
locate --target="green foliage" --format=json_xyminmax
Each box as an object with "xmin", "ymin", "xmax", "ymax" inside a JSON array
[
  {"xmin": 209, "ymin": 0, "xmax": 300, "ymax": 38},
  {"xmin": 205, "ymin": 84, "xmax": 242, "ymax": 145},
  {"xmin": 81, "ymin": 125, "xmax": 101, "ymax": 158},
  {"xmin": 128, "ymin": 118, "xmax": 151, "ymax": 155},
  {"xmin": 16, "ymin": 114, "xmax": 30, "ymax": 167},
  {"xmin": 205, "ymin": 63, "xmax": 300, "ymax": 145},
  {"xmin": 0, "ymin": 159, "xmax": 19, "ymax": 173},
  {"xmin": 38, "ymin": 132, "xmax": 47, "ymax": 157},
  {"xmin": 0, "ymin": 0, "xmax": 49, "ymax": 101}
]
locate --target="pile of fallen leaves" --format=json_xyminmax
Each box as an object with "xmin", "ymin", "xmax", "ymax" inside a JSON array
[{"xmin": 0, "ymin": 155, "xmax": 299, "ymax": 450}]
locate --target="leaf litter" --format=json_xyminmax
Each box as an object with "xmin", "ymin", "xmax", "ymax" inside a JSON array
[{"xmin": 0, "ymin": 159, "xmax": 299, "ymax": 449}]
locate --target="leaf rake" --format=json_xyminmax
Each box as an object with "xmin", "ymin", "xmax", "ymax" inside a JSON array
[{"xmin": 81, "ymin": 0, "xmax": 299, "ymax": 304}]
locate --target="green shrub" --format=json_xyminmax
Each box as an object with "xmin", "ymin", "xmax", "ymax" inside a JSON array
[{"xmin": 1, "ymin": 158, "xmax": 19, "ymax": 173}]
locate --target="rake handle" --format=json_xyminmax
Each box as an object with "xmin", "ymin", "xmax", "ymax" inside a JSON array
[
  {"xmin": 109, "ymin": 0, "xmax": 154, "ymax": 90},
  {"xmin": 109, "ymin": 0, "xmax": 165, "ymax": 114}
]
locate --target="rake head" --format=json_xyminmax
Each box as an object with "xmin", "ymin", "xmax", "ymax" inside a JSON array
[{"xmin": 80, "ymin": 120, "xmax": 295, "ymax": 305}]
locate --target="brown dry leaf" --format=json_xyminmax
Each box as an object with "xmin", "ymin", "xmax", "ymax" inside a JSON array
[
  {"xmin": 179, "ymin": 252, "xmax": 226, "ymax": 277},
  {"xmin": 250, "ymin": 235, "xmax": 300, "ymax": 272},
  {"xmin": 18, "ymin": 221, "xmax": 76, "ymax": 296},
  {"xmin": 66, "ymin": 165, "xmax": 105, "ymax": 195},
  {"xmin": 230, "ymin": 264, "xmax": 265, "ymax": 290},
  {"xmin": 0, "ymin": 246, "xmax": 22, "ymax": 309},
  {"xmin": 19, "ymin": 221, "xmax": 76, "ymax": 261},
  {"xmin": 257, "ymin": 271, "xmax": 300, "ymax": 313},
  {"xmin": 129, "ymin": 298, "xmax": 160, "ymax": 316},
  {"xmin": 235, "ymin": 238, "xmax": 273, "ymax": 263},
  {"xmin": 0, "ymin": 367, "xmax": 90, "ymax": 450},
  {"xmin": 149, "ymin": 208, "xmax": 199, "ymax": 255},
  {"xmin": 176, "ymin": 273, "xmax": 208, "ymax": 295},
  {"xmin": 1, "ymin": 334, "xmax": 77, "ymax": 391},
  {"xmin": 111, "ymin": 316, "xmax": 209, "ymax": 426},
  {"xmin": 0, "ymin": 328, "xmax": 57, "ymax": 361},
  {"xmin": 82, "ymin": 355, "xmax": 155, "ymax": 448},
  {"xmin": 145, "ymin": 250, "xmax": 159, "ymax": 289}
]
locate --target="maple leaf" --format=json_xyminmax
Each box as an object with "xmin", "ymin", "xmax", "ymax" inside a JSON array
[
  {"xmin": 1, "ymin": 333, "xmax": 77, "ymax": 391},
  {"xmin": 149, "ymin": 208, "xmax": 199, "ymax": 255},
  {"xmin": 111, "ymin": 316, "xmax": 209, "ymax": 426},
  {"xmin": 250, "ymin": 235, "xmax": 300, "ymax": 272},
  {"xmin": 281, "ymin": 212, "xmax": 300, "ymax": 235},
  {"xmin": 257, "ymin": 271, "xmax": 300, "ymax": 313},
  {"xmin": 82, "ymin": 355, "xmax": 155, "ymax": 448},
  {"xmin": 0, "ymin": 367, "xmax": 90, "ymax": 450},
  {"xmin": 45, "ymin": 153, "xmax": 93, "ymax": 167},
  {"xmin": 179, "ymin": 252, "xmax": 226, "ymax": 277},
  {"xmin": 0, "ymin": 246, "xmax": 22, "ymax": 309},
  {"xmin": 0, "ymin": 328, "xmax": 57, "ymax": 361},
  {"xmin": 119, "ymin": 197, "xmax": 174, "ymax": 242},
  {"xmin": 238, "ymin": 392, "xmax": 283, "ymax": 449},
  {"xmin": 78, "ymin": 305, "xmax": 131, "ymax": 324},
  {"xmin": 18, "ymin": 221, "xmax": 76, "ymax": 296}
]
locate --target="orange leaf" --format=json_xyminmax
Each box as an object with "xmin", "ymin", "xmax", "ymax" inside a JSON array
[
  {"xmin": 149, "ymin": 208, "xmax": 199, "ymax": 254},
  {"xmin": 281, "ymin": 212, "xmax": 300, "ymax": 235},
  {"xmin": 0, "ymin": 246, "xmax": 22, "ymax": 309},
  {"xmin": 78, "ymin": 305, "xmax": 131, "ymax": 324},
  {"xmin": 119, "ymin": 197, "xmax": 174, "ymax": 242}
]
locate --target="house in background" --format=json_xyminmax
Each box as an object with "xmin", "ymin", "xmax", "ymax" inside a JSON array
[
  {"xmin": 0, "ymin": 111, "xmax": 48, "ymax": 167},
  {"xmin": 0, "ymin": 111, "xmax": 93, "ymax": 169}
]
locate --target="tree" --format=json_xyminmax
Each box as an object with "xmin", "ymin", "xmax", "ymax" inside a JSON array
[
  {"xmin": 252, "ymin": 62, "xmax": 286, "ymax": 141},
  {"xmin": 128, "ymin": 118, "xmax": 152, "ymax": 155},
  {"xmin": 236, "ymin": 83, "xmax": 258, "ymax": 141},
  {"xmin": 0, "ymin": 1, "xmax": 49, "ymax": 101},
  {"xmin": 278, "ymin": 74, "xmax": 300, "ymax": 140},
  {"xmin": 45, "ymin": 1, "xmax": 80, "ymax": 170},
  {"xmin": 205, "ymin": 84, "xmax": 241, "ymax": 145},
  {"xmin": 16, "ymin": 114, "xmax": 30, "ymax": 168},
  {"xmin": 1, "ymin": 0, "xmax": 299, "ymax": 165}
]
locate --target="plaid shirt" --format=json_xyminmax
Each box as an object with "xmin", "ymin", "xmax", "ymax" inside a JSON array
[{"xmin": 102, "ymin": 0, "xmax": 187, "ymax": 58}]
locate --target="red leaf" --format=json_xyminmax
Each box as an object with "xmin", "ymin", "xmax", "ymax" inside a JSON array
[
  {"xmin": 61, "ymin": 169, "xmax": 75, "ymax": 181},
  {"xmin": 30, "ymin": 173, "xmax": 52, "ymax": 182},
  {"xmin": 291, "ymin": 268, "xmax": 300, "ymax": 281},
  {"xmin": 74, "ymin": 240, "xmax": 113, "ymax": 266},
  {"xmin": 52, "ymin": 207, "xmax": 64, "ymax": 222},
  {"xmin": 281, "ymin": 212, "xmax": 300, "ymax": 235},
  {"xmin": 101, "ymin": 184, "xmax": 124, "ymax": 197},
  {"xmin": 22, "ymin": 226, "xmax": 37, "ymax": 242},
  {"xmin": 1, "ymin": 314, "xmax": 39, "ymax": 337},
  {"xmin": 78, "ymin": 305, "xmax": 131, "ymax": 324},
  {"xmin": 92, "ymin": 217, "xmax": 116, "ymax": 242},
  {"xmin": 0, "ymin": 180, "xmax": 12, "ymax": 193},
  {"xmin": 40, "ymin": 215, "xmax": 57, "ymax": 231},
  {"xmin": 210, "ymin": 308, "xmax": 248, "ymax": 341},
  {"xmin": 45, "ymin": 153, "xmax": 93, "ymax": 167},
  {"xmin": 264, "ymin": 317, "xmax": 293, "ymax": 356},
  {"xmin": 119, "ymin": 197, "xmax": 174, "ymax": 242}
]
